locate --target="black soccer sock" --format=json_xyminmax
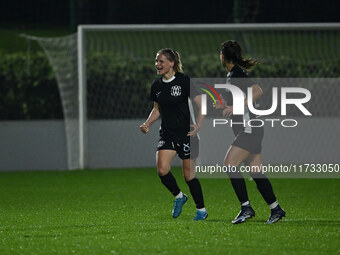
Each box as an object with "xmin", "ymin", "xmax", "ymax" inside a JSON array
[
  {"xmin": 159, "ymin": 172, "xmax": 181, "ymax": 197},
  {"xmin": 250, "ymin": 173, "xmax": 277, "ymax": 205},
  {"xmin": 227, "ymin": 171, "xmax": 249, "ymax": 204},
  {"xmin": 186, "ymin": 178, "xmax": 205, "ymax": 209}
]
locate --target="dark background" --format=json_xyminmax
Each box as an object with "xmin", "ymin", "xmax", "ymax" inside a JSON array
[{"xmin": 0, "ymin": 0, "xmax": 339, "ymax": 32}]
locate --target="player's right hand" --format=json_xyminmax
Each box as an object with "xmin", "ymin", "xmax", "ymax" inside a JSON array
[
  {"xmin": 214, "ymin": 94, "xmax": 226, "ymax": 109},
  {"xmin": 140, "ymin": 123, "xmax": 149, "ymax": 133},
  {"xmin": 222, "ymin": 106, "xmax": 233, "ymax": 117},
  {"xmin": 214, "ymin": 101, "xmax": 223, "ymax": 109}
]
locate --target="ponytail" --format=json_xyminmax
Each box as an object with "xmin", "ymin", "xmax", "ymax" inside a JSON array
[
  {"xmin": 238, "ymin": 58, "xmax": 259, "ymax": 71},
  {"xmin": 220, "ymin": 40, "xmax": 258, "ymax": 71}
]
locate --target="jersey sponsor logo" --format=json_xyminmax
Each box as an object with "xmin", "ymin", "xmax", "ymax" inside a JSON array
[
  {"xmin": 156, "ymin": 91, "xmax": 162, "ymax": 98},
  {"xmin": 171, "ymin": 85, "xmax": 181, "ymax": 96},
  {"xmin": 157, "ymin": 140, "xmax": 165, "ymax": 148}
]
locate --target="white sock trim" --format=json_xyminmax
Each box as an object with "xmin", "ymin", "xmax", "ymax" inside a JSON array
[
  {"xmin": 175, "ymin": 191, "xmax": 183, "ymax": 199},
  {"xmin": 197, "ymin": 207, "xmax": 206, "ymax": 212},
  {"xmin": 269, "ymin": 201, "xmax": 279, "ymax": 209},
  {"xmin": 241, "ymin": 201, "xmax": 250, "ymax": 206}
]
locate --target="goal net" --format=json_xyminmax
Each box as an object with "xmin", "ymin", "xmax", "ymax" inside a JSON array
[{"xmin": 28, "ymin": 24, "xmax": 340, "ymax": 169}]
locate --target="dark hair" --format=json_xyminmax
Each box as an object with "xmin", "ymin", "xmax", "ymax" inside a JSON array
[
  {"xmin": 157, "ymin": 48, "xmax": 183, "ymax": 73},
  {"xmin": 220, "ymin": 40, "xmax": 258, "ymax": 71}
]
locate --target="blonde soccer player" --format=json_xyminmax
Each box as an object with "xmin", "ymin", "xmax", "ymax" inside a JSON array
[{"xmin": 140, "ymin": 48, "xmax": 208, "ymax": 220}]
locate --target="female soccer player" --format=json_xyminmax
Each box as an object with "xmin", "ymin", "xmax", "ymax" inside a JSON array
[
  {"xmin": 219, "ymin": 40, "xmax": 285, "ymax": 224},
  {"xmin": 140, "ymin": 48, "xmax": 208, "ymax": 220}
]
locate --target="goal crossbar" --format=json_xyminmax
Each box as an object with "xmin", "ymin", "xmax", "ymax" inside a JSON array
[{"xmin": 79, "ymin": 23, "xmax": 340, "ymax": 31}]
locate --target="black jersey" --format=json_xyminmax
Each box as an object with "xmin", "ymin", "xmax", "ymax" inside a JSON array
[
  {"xmin": 150, "ymin": 72, "xmax": 197, "ymax": 143},
  {"xmin": 224, "ymin": 65, "xmax": 262, "ymax": 135}
]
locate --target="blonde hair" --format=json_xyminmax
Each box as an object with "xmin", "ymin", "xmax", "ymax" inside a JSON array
[{"xmin": 157, "ymin": 48, "xmax": 183, "ymax": 73}]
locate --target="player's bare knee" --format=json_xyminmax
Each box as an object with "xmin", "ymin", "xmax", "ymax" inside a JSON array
[
  {"xmin": 157, "ymin": 165, "xmax": 170, "ymax": 176},
  {"xmin": 250, "ymin": 167, "xmax": 262, "ymax": 174},
  {"xmin": 224, "ymin": 159, "xmax": 240, "ymax": 168},
  {"xmin": 183, "ymin": 170, "xmax": 192, "ymax": 181},
  {"xmin": 224, "ymin": 155, "xmax": 241, "ymax": 167},
  {"xmin": 181, "ymin": 163, "xmax": 192, "ymax": 180}
]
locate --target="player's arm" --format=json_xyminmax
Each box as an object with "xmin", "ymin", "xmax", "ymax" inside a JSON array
[
  {"xmin": 244, "ymin": 84, "xmax": 263, "ymax": 106},
  {"xmin": 188, "ymin": 95, "xmax": 205, "ymax": 136},
  {"xmin": 140, "ymin": 102, "xmax": 160, "ymax": 134},
  {"xmin": 223, "ymin": 84, "xmax": 263, "ymax": 117}
]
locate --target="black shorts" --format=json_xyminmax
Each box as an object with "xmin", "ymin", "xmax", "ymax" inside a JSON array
[
  {"xmin": 232, "ymin": 130, "xmax": 264, "ymax": 154},
  {"xmin": 157, "ymin": 136, "xmax": 199, "ymax": 160}
]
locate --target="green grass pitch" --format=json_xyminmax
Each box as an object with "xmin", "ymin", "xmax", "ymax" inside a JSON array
[{"xmin": 0, "ymin": 168, "xmax": 339, "ymax": 254}]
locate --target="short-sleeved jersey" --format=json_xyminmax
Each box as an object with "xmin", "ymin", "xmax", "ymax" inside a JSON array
[
  {"xmin": 223, "ymin": 65, "xmax": 262, "ymax": 135},
  {"xmin": 150, "ymin": 72, "xmax": 197, "ymax": 142}
]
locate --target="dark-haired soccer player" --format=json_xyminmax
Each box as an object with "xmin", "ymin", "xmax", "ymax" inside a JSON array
[
  {"xmin": 219, "ymin": 40, "xmax": 285, "ymax": 224},
  {"xmin": 140, "ymin": 48, "xmax": 208, "ymax": 220}
]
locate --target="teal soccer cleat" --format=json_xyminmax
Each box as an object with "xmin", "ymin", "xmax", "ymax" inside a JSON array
[
  {"xmin": 193, "ymin": 209, "xmax": 208, "ymax": 221},
  {"xmin": 172, "ymin": 194, "xmax": 188, "ymax": 218}
]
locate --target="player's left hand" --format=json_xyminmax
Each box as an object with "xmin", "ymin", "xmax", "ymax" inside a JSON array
[
  {"xmin": 222, "ymin": 106, "xmax": 233, "ymax": 117},
  {"xmin": 187, "ymin": 124, "xmax": 200, "ymax": 136}
]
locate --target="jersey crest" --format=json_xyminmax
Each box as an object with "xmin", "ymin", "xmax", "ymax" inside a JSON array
[{"xmin": 170, "ymin": 85, "xmax": 181, "ymax": 96}]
